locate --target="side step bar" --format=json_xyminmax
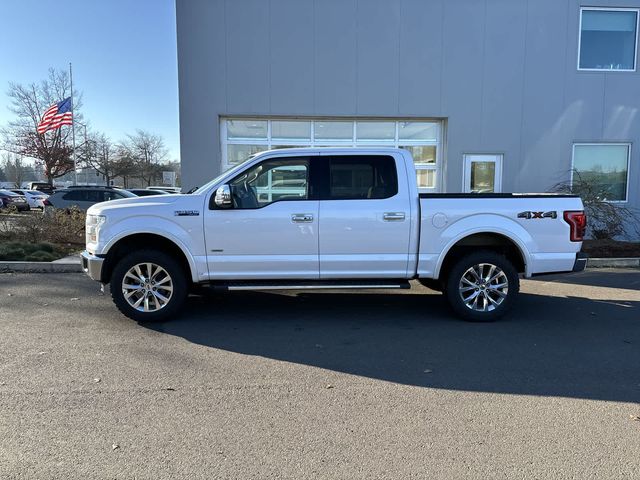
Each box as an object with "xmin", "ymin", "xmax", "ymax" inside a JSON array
[{"xmin": 206, "ymin": 279, "xmax": 411, "ymax": 291}]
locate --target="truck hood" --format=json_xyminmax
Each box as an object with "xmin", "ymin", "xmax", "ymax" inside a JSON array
[{"xmin": 87, "ymin": 194, "xmax": 202, "ymax": 217}]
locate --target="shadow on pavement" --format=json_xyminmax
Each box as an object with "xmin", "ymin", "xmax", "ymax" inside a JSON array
[{"xmin": 146, "ymin": 273, "xmax": 640, "ymax": 403}]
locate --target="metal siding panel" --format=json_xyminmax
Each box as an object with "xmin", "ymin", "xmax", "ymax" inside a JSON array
[
  {"xmin": 356, "ymin": 0, "xmax": 401, "ymax": 115},
  {"xmin": 441, "ymin": 0, "xmax": 485, "ymax": 191},
  {"xmin": 314, "ymin": 0, "xmax": 358, "ymax": 115},
  {"xmin": 398, "ymin": 0, "xmax": 443, "ymax": 116},
  {"xmin": 480, "ymin": 0, "xmax": 527, "ymax": 193},
  {"xmin": 270, "ymin": 0, "xmax": 314, "ymax": 114},
  {"xmin": 176, "ymin": 0, "xmax": 227, "ymax": 189},
  {"xmin": 225, "ymin": 0, "xmax": 270, "ymax": 113},
  {"xmin": 518, "ymin": 0, "xmax": 572, "ymax": 192}
]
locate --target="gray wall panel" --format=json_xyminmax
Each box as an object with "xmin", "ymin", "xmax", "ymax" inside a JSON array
[
  {"xmin": 225, "ymin": 0, "xmax": 270, "ymax": 114},
  {"xmin": 314, "ymin": 0, "xmax": 358, "ymax": 115},
  {"xmin": 270, "ymin": 0, "xmax": 314, "ymax": 114},
  {"xmin": 398, "ymin": 0, "xmax": 443, "ymax": 116},
  {"xmin": 176, "ymin": 0, "xmax": 640, "ymax": 216},
  {"xmin": 355, "ymin": 0, "xmax": 401, "ymax": 115}
]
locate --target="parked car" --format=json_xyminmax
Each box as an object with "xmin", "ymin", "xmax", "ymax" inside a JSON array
[
  {"xmin": 127, "ymin": 189, "xmax": 170, "ymax": 197},
  {"xmin": 0, "ymin": 189, "xmax": 30, "ymax": 211},
  {"xmin": 26, "ymin": 182, "xmax": 56, "ymax": 195},
  {"xmin": 147, "ymin": 186, "xmax": 181, "ymax": 194},
  {"xmin": 11, "ymin": 189, "xmax": 48, "ymax": 209},
  {"xmin": 81, "ymin": 147, "xmax": 587, "ymax": 323},
  {"xmin": 45, "ymin": 186, "xmax": 136, "ymax": 211}
]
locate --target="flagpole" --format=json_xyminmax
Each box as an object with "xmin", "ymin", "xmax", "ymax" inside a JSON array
[{"xmin": 69, "ymin": 62, "xmax": 78, "ymax": 185}]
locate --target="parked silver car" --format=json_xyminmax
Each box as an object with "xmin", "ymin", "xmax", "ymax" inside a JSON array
[{"xmin": 45, "ymin": 186, "xmax": 136, "ymax": 211}]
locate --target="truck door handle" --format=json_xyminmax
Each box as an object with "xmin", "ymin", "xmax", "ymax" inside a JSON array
[
  {"xmin": 383, "ymin": 212, "xmax": 406, "ymax": 221},
  {"xmin": 291, "ymin": 213, "xmax": 314, "ymax": 223}
]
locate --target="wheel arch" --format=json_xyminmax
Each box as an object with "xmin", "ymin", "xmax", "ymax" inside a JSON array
[
  {"xmin": 100, "ymin": 233, "xmax": 196, "ymax": 284},
  {"xmin": 435, "ymin": 231, "xmax": 529, "ymax": 281}
]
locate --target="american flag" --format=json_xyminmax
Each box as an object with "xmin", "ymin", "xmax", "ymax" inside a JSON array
[{"xmin": 37, "ymin": 97, "xmax": 73, "ymax": 134}]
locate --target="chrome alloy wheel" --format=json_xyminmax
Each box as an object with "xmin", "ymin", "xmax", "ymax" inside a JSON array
[
  {"xmin": 458, "ymin": 263, "xmax": 509, "ymax": 312},
  {"xmin": 121, "ymin": 263, "xmax": 174, "ymax": 312}
]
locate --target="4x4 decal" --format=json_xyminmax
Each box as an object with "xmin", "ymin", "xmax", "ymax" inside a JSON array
[{"xmin": 517, "ymin": 211, "xmax": 557, "ymax": 219}]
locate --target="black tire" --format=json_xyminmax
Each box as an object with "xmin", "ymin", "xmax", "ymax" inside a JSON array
[
  {"xmin": 111, "ymin": 249, "xmax": 188, "ymax": 322},
  {"xmin": 445, "ymin": 250, "xmax": 519, "ymax": 322}
]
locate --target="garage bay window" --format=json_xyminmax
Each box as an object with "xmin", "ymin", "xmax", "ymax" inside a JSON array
[
  {"xmin": 572, "ymin": 143, "xmax": 631, "ymax": 202},
  {"xmin": 221, "ymin": 118, "xmax": 443, "ymax": 192}
]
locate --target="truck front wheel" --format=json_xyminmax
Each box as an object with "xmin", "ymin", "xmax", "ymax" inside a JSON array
[
  {"xmin": 110, "ymin": 250, "xmax": 188, "ymax": 322},
  {"xmin": 445, "ymin": 251, "xmax": 519, "ymax": 322}
]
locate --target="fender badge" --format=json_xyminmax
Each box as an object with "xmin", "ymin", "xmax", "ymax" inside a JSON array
[
  {"xmin": 174, "ymin": 210, "xmax": 200, "ymax": 216},
  {"xmin": 517, "ymin": 211, "xmax": 557, "ymax": 219}
]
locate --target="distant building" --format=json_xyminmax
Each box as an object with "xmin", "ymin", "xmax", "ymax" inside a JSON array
[{"xmin": 176, "ymin": 0, "xmax": 639, "ymax": 214}]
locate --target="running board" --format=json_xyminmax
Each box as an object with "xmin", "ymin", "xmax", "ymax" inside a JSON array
[{"xmin": 207, "ymin": 279, "xmax": 411, "ymax": 291}]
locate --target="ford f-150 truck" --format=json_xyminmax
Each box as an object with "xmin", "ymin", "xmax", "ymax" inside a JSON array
[{"xmin": 81, "ymin": 148, "xmax": 587, "ymax": 322}]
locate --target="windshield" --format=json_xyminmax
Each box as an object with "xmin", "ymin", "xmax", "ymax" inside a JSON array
[
  {"xmin": 192, "ymin": 154, "xmax": 259, "ymax": 195},
  {"xmin": 0, "ymin": 190, "xmax": 18, "ymax": 196}
]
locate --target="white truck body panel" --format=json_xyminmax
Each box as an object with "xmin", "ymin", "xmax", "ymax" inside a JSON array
[{"xmin": 86, "ymin": 148, "xmax": 584, "ymax": 284}]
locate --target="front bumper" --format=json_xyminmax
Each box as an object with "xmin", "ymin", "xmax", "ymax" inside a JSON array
[
  {"xmin": 81, "ymin": 250, "xmax": 104, "ymax": 282},
  {"xmin": 572, "ymin": 252, "xmax": 589, "ymax": 272}
]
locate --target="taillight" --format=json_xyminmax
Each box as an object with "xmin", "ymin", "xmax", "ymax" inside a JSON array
[
  {"xmin": 43, "ymin": 199, "xmax": 52, "ymax": 206},
  {"xmin": 563, "ymin": 210, "xmax": 587, "ymax": 242}
]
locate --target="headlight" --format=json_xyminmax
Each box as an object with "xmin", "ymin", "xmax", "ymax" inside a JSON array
[{"xmin": 86, "ymin": 214, "xmax": 106, "ymax": 243}]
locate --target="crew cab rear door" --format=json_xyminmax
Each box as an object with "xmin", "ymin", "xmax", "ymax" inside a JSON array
[{"xmin": 318, "ymin": 153, "xmax": 412, "ymax": 278}]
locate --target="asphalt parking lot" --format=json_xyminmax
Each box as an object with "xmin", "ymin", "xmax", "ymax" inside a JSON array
[{"xmin": 0, "ymin": 270, "xmax": 639, "ymax": 479}]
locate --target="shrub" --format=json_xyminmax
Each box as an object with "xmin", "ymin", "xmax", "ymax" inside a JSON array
[
  {"xmin": 550, "ymin": 171, "xmax": 640, "ymax": 240},
  {"xmin": 0, "ymin": 207, "xmax": 85, "ymax": 246}
]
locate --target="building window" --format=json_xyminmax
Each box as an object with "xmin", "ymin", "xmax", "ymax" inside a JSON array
[
  {"xmin": 578, "ymin": 8, "xmax": 639, "ymax": 71},
  {"xmin": 463, "ymin": 154, "xmax": 503, "ymax": 193},
  {"xmin": 221, "ymin": 118, "xmax": 443, "ymax": 192},
  {"xmin": 572, "ymin": 143, "xmax": 631, "ymax": 202}
]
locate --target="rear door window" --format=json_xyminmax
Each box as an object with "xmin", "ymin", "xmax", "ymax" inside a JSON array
[{"xmin": 325, "ymin": 155, "xmax": 398, "ymax": 200}]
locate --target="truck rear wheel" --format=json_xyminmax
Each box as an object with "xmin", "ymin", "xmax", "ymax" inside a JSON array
[
  {"xmin": 111, "ymin": 250, "xmax": 188, "ymax": 322},
  {"xmin": 445, "ymin": 251, "xmax": 519, "ymax": 322}
]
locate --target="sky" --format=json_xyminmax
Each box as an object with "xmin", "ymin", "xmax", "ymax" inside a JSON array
[{"xmin": 0, "ymin": 0, "xmax": 180, "ymax": 160}]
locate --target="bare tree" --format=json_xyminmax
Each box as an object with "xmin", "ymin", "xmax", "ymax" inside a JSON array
[
  {"xmin": 1, "ymin": 68, "xmax": 82, "ymax": 183},
  {"xmin": 119, "ymin": 130, "xmax": 168, "ymax": 186},
  {"xmin": 550, "ymin": 170, "xmax": 640, "ymax": 239},
  {"xmin": 0, "ymin": 152, "xmax": 28, "ymax": 187}
]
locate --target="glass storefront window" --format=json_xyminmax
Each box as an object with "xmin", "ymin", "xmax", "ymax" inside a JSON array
[
  {"xmin": 227, "ymin": 120, "xmax": 268, "ymax": 139},
  {"xmin": 271, "ymin": 121, "xmax": 311, "ymax": 141},
  {"xmin": 314, "ymin": 121, "xmax": 353, "ymax": 140}
]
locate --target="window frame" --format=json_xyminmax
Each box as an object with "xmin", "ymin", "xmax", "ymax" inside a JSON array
[
  {"xmin": 571, "ymin": 142, "xmax": 632, "ymax": 203},
  {"xmin": 220, "ymin": 118, "xmax": 443, "ymax": 193},
  {"xmin": 577, "ymin": 6, "xmax": 640, "ymax": 72}
]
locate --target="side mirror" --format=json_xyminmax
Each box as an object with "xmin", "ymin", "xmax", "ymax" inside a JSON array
[{"xmin": 214, "ymin": 184, "xmax": 232, "ymax": 208}]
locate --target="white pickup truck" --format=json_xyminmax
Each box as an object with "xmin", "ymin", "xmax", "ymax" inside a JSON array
[{"xmin": 81, "ymin": 148, "xmax": 587, "ymax": 322}]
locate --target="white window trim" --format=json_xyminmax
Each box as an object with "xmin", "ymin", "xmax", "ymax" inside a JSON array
[
  {"xmin": 462, "ymin": 153, "xmax": 504, "ymax": 193},
  {"xmin": 220, "ymin": 117, "xmax": 444, "ymax": 192},
  {"xmin": 570, "ymin": 142, "xmax": 632, "ymax": 203},
  {"xmin": 577, "ymin": 6, "xmax": 640, "ymax": 72}
]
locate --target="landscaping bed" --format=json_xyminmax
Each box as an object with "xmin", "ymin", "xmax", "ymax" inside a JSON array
[
  {"xmin": 0, "ymin": 207, "xmax": 85, "ymax": 262},
  {"xmin": 582, "ymin": 239, "xmax": 640, "ymax": 258}
]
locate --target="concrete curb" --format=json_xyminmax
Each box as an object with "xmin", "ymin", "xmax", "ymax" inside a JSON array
[
  {"xmin": 587, "ymin": 257, "xmax": 640, "ymax": 268},
  {"xmin": 0, "ymin": 261, "xmax": 82, "ymax": 273}
]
